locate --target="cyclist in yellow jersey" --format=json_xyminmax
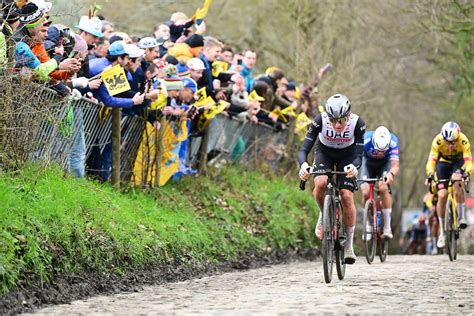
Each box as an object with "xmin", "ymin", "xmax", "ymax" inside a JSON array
[{"xmin": 425, "ymin": 121, "xmax": 472, "ymax": 248}]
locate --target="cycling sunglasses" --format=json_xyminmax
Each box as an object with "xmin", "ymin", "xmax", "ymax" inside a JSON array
[{"xmin": 328, "ymin": 116, "xmax": 349, "ymax": 124}]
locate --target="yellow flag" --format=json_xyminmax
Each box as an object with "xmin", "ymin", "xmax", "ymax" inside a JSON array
[
  {"xmin": 204, "ymin": 100, "xmax": 228, "ymax": 119},
  {"xmin": 194, "ymin": 0, "xmax": 213, "ymax": 19},
  {"xmin": 296, "ymin": 112, "xmax": 312, "ymax": 132},
  {"xmin": 281, "ymin": 105, "xmax": 297, "ymax": 117},
  {"xmin": 150, "ymin": 90, "xmax": 168, "ymax": 110},
  {"xmin": 195, "ymin": 87, "xmax": 215, "ymax": 108},
  {"xmin": 270, "ymin": 107, "xmax": 288, "ymax": 123},
  {"xmin": 101, "ymin": 64, "xmax": 131, "ymax": 96},
  {"xmin": 211, "ymin": 60, "xmax": 228, "ymax": 77}
]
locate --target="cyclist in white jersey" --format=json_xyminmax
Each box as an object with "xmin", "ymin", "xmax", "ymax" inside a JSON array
[{"xmin": 298, "ymin": 94, "xmax": 366, "ymax": 264}]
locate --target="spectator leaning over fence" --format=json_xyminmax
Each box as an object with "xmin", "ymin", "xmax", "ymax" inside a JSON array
[
  {"xmin": 13, "ymin": 3, "xmax": 79, "ymax": 81},
  {"xmin": 131, "ymin": 37, "xmax": 159, "ymax": 93},
  {"xmin": 240, "ymin": 50, "xmax": 256, "ymax": 93},
  {"xmin": 253, "ymin": 67, "xmax": 295, "ymax": 112},
  {"xmin": 87, "ymin": 40, "xmax": 146, "ymax": 181},
  {"xmin": 0, "ymin": 1, "xmax": 21, "ymax": 68},
  {"xmin": 197, "ymin": 36, "xmax": 234, "ymax": 100}
]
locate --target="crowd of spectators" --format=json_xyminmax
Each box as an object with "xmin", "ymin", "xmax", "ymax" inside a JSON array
[{"xmin": 0, "ymin": 0, "xmax": 330, "ymax": 185}]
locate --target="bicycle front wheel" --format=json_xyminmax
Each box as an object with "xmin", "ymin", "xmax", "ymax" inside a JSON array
[
  {"xmin": 445, "ymin": 200, "xmax": 455, "ymax": 262},
  {"xmin": 363, "ymin": 199, "xmax": 376, "ymax": 264},
  {"xmin": 335, "ymin": 203, "xmax": 346, "ymax": 280},
  {"xmin": 322, "ymin": 194, "xmax": 334, "ymax": 283}
]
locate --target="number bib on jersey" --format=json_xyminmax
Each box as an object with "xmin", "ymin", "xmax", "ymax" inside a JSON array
[{"xmin": 318, "ymin": 112, "xmax": 359, "ymax": 149}]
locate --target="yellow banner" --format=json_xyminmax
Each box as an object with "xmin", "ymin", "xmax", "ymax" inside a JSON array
[
  {"xmin": 211, "ymin": 60, "xmax": 228, "ymax": 77},
  {"xmin": 295, "ymin": 112, "xmax": 312, "ymax": 132},
  {"xmin": 150, "ymin": 90, "xmax": 168, "ymax": 110},
  {"xmin": 195, "ymin": 0, "xmax": 213, "ymax": 19},
  {"xmin": 101, "ymin": 64, "xmax": 131, "ymax": 96}
]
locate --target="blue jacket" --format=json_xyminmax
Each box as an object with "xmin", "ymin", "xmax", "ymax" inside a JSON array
[
  {"xmin": 88, "ymin": 57, "xmax": 134, "ymax": 109},
  {"xmin": 241, "ymin": 66, "xmax": 254, "ymax": 93}
]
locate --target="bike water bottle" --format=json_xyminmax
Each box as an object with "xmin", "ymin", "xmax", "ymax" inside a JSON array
[{"xmin": 377, "ymin": 210, "xmax": 382, "ymax": 228}]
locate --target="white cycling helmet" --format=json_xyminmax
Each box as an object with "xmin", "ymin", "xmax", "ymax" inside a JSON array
[
  {"xmin": 441, "ymin": 121, "xmax": 460, "ymax": 142},
  {"xmin": 372, "ymin": 126, "xmax": 391, "ymax": 151},
  {"xmin": 325, "ymin": 94, "xmax": 351, "ymax": 119}
]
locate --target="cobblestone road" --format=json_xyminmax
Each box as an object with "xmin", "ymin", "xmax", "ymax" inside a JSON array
[{"xmin": 30, "ymin": 255, "xmax": 474, "ymax": 315}]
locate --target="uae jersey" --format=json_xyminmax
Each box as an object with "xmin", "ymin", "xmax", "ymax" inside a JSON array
[{"xmin": 298, "ymin": 112, "xmax": 366, "ymax": 167}]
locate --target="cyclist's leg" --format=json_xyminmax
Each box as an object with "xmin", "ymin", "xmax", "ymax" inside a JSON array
[
  {"xmin": 379, "ymin": 159, "xmax": 393, "ymax": 238},
  {"xmin": 312, "ymin": 147, "xmax": 332, "ymax": 238},
  {"xmin": 435, "ymin": 162, "xmax": 451, "ymax": 247},
  {"xmin": 336, "ymin": 157, "xmax": 358, "ymax": 263},
  {"xmin": 451, "ymin": 160, "xmax": 467, "ymax": 228},
  {"xmin": 359, "ymin": 156, "xmax": 371, "ymax": 205}
]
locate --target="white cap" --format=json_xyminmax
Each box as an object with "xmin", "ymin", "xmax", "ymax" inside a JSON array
[
  {"xmin": 76, "ymin": 16, "xmax": 103, "ymax": 38},
  {"xmin": 187, "ymin": 57, "xmax": 205, "ymax": 70},
  {"xmin": 125, "ymin": 44, "xmax": 145, "ymax": 58},
  {"xmin": 138, "ymin": 37, "xmax": 159, "ymax": 49}
]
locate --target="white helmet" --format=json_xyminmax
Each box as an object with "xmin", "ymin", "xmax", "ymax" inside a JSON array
[
  {"xmin": 441, "ymin": 121, "xmax": 460, "ymax": 142},
  {"xmin": 325, "ymin": 94, "xmax": 351, "ymax": 119},
  {"xmin": 372, "ymin": 126, "xmax": 391, "ymax": 151}
]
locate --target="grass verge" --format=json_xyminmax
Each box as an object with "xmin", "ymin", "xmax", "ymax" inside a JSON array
[{"xmin": 0, "ymin": 164, "xmax": 318, "ymax": 294}]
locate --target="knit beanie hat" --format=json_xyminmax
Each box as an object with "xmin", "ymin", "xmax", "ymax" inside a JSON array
[
  {"xmin": 72, "ymin": 33, "xmax": 88, "ymax": 53},
  {"xmin": 163, "ymin": 75, "xmax": 184, "ymax": 91},
  {"xmin": 19, "ymin": 3, "xmax": 46, "ymax": 28},
  {"xmin": 2, "ymin": 2, "xmax": 20, "ymax": 23},
  {"xmin": 184, "ymin": 34, "xmax": 204, "ymax": 48}
]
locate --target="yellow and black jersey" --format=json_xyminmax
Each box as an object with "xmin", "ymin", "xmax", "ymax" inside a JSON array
[{"xmin": 426, "ymin": 132, "xmax": 472, "ymax": 175}]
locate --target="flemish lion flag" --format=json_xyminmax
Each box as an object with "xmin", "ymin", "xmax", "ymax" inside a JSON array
[
  {"xmin": 204, "ymin": 100, "xmax": 228, "ymax": 119},
  {"xmin": 101, "ymin": 64, "xmax": 131, "ymax": 96},
  {"xmin": 211, "ymin": 60, "xmax": 228, "ymax": 77}
]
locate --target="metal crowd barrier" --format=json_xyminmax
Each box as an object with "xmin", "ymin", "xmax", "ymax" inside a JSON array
[{"xmin": 2, "ymin": 86, "xmax": 292, "ymax": 182}]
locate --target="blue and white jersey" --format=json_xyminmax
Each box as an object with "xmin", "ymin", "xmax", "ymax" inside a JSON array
[{"xmin": 363, "ymin": 131, "xmax": 399, "ymax": 161}]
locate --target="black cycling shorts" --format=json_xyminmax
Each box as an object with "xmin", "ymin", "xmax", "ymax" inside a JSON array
[
  {"xmin": 312, "ymin": 143, "xmax": 357, "ymax": 192},
  {"xmin": 436, "ymin": 159, "xmax": 464, "ymax": 190},
  {"xmin": 360, "ymin": 156, "xmax": 391, "ymax": 182}
]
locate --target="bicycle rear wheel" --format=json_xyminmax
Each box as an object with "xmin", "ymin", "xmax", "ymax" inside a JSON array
[
  {"xmin": 445, "ymin": 201, "xmax": 455, "ymax": 262},
  {"xmin": 335, "ymin": 204, "xmax": 346, "ymax": 280},
  {"xmin": 377, "ymin": 210, "xmax": 389, "ymax": 262},
  {"xmin": 322, "ymin": 195, "xmax": 334, "ymax": 283},
  {"xmin": 363, "ymin": 199, "xmax": 376, "ymax": 264}
]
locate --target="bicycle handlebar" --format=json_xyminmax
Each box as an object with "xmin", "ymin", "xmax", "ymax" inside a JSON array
[
  {"xmin": 299, "ymin": 168, "xmax": 356, "ymax": 191},
  {"xmin": 428, "ymin": 178, "xmax": 470, "ymax": 194}
]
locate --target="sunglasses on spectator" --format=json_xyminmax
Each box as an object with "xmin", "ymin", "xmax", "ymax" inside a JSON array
[
  {"xmin": 130, "ymin": 57, "xmax": 138, "ymax": 63},
  {"xmin": 329, "ymin": 116, "xmax": 349, "ymax": 124}
]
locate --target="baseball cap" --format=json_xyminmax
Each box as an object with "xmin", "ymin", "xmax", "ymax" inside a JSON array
[
  {"xmin": 76, "ymin": 16, "xmax": 103, "ymax": 38},
  {"xmin": 182, "ymin": 77, "xmax": 197, "ymax": 93},
  {"xmin": 108, "ymin": 40, "xmax": 128, "ymax": 56},
  {"xmin": 187, "ymin": 57, "xmax": 205, "ymax": 70},
  {"xmin": 125, "ymin": 44, "xmax": 145, "ymax": 58},
  {"xmin": 138, "ymin": 37, "xmax": 159, "ymax": 49}
]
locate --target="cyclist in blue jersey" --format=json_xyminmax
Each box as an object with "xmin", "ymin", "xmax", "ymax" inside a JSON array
[{"xmin": 359, "ymin": 126, "xmax": 400, "ymax": 239}]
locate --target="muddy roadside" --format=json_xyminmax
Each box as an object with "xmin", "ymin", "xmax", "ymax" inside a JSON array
[{"xmin": 0, "ymin": 248, "xmax": 319, "ymax": 314}]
